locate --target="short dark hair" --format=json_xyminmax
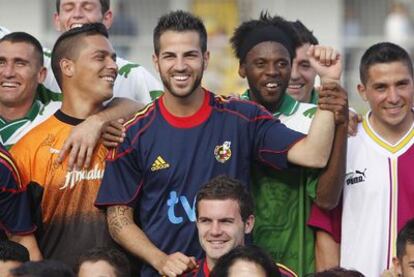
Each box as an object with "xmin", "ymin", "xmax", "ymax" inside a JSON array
[
  {"xmin": 359, "ymin": 42, "xmax": 413, "ymax": 85},
  {"xmin": 153, "ymin": 10, "xmax": 207, "ymax": 55},
  {"xmin": 230, "ymin": 11, "xmax": 299, "ymax": 63},
  {"xmin": 306, "ymin": 267, "xmax": 365, "ymax": 277},
  {"xmin": 196, "ymin": 175, "xmax": 253, "ymax": 222},
  {"xmin": 76, "ymin": 247, "xmax": 130, "ymax": 277},
  {"xmin": 51, "ymin": 22, "xmax": 108, "ymax": 88},
  {"xmin": 56, "ymin": 0, "xmax": 110, "ymax": 15},
  {"xmin": 397, "ymin": 219, "xmax": 414, "ymax": 259},
  {"xmin": 0, "ymin": 32, "xmax": 44, "ymax": 67},
  {"xmin": 210, "ymin": 245, "xmax": 281, "ymax": 277},
  {"xmin": 10, "ymin": 260, "xmax": 75, "ymax": 277},
  {"xmin": 290, "ymin": 20, "xmax": 319, "ymax": 46},
  {"xmin": 0, "ymin": 240, "xmax": 30, "ymax": 263}
]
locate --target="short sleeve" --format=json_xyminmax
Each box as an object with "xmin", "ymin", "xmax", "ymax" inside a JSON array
[
  {"xmin": 307, "ymin": 202, "xmax": 342, "ymax": 243},
  {"xmin": 0, "ymin": 150, "xmax": 35, "ymax": 234},
  {"xmin": 95, "ymin": 136, "xmax": 143, "ymax": 208},
  {"xmin": 255, "ymin": 119, "xmax": 305, "ymax": 170}
]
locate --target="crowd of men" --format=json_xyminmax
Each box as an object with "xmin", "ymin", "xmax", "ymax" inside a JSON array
[{"xmin": 0, "ymin": 0, "xmax": 413, "ymax": 277}]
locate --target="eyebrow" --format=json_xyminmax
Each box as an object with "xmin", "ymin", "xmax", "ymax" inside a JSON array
[
  {"xmin": 161, "ymin": 50, "xmax": 200, "ymax": 56},
  {"xmin": 0, "ymin": 56, "xmax": 30, "ymax": 63},
  {"xmin": 93, "ymin": 49, "xmax": 116, "ymax": 57}
]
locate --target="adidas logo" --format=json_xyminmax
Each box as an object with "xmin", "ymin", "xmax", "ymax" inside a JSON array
[{"xmin": 151, "ymin": 156, "xmax": 170, "ymax": 172}]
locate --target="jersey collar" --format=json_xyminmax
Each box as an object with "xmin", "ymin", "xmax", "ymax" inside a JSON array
[
  {"xmin": 158, "ymin": 88, "xmax": 212, "ymax": 128},
  {"xmin": 0, "ymin": 100, "xmax": 42, "ymax": 125},
  {"xmin": 202, "ymin": 259, "xmax": 210, "ymax": 277},
  {"xmin": 362, "ymin": 111, "xmax": 414, "ymax": 153},
  {"xmin": 54, "ymin": 109, "xmax": 84, "ymax": 126},
  {"xmin": 240, "ymin": 89, "xmax": 299, "ymax": 117}
]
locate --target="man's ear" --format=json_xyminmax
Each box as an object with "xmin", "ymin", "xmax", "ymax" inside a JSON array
[
  {"xmin": 102, "ymin": 10, "xmax": 113, "ymax": 29},
  {"xmin": 60, "ymin": 58, "xmax": 75, "ymax": 78},
  {"xmin": 37, "ymin": 66, "xmax": 47, "ymax": 84},
  {"xmin": 244, "ymin": 215, "xmax": 255, "ymax": 234},
  {"xmin": 53, "ymin": 12, "xmax": 63, "ymax": 32},
  {"xmin": 238, "ymin": 63, "xmax": 246, "ymax": 79},
  {"xmin": 202, "ymin": 50, "xmax": 210, "ymax": 71},
  {"xmin": 152, "ymin": 54, "xmax": 160, "ymax": 73},
  {"xmin": 392, "ymin": 256, "xmax": 402, "ymax": 276},
  {"xmin": 357, "ymin": 83, "xmax": 368, "ymax": 102}
]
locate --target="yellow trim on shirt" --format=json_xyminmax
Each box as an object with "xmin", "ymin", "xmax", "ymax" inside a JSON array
[{"xmin": 362, "ymin": 119, "xmax": 414, "ymax": 154}]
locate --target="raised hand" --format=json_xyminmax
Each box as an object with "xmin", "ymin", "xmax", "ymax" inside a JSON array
[{"xmin": 307, "ymin": 45, "xmax": 342, "ymax": 81}]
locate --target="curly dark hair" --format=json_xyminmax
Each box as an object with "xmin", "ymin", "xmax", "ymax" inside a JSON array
[{"xmin": 230, "ymin": 11, "xmax": 299, "ymax": 63}]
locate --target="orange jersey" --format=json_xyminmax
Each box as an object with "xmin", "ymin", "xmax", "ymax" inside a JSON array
[{"xmin": 10, "ymin": 110, "xmax": 115, "ymax": 268}]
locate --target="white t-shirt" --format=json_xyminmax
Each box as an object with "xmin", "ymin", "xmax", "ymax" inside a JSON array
[{"xmin": 340, "ymin": 113, "xmax": 414, "ymax": 276}]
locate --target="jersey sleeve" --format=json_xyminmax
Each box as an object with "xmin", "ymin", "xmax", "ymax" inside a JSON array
[
  {"xmin": 95, "ymin": 135, "xmax": 143, "ymax": 208},
  {"xmin": 9, "ymin": 139, "xmax": 32, "ymax": 188},
  {"xmin": 254, "ymin": 116, "xmax": 306, "ymax": 170},
  {"xmin": 115, "ymin": 61, "xmax": 163, "ymax": 104},
  {"xmin": 0, "ymin": 148, "xmax": 35, "ymax": 234},
  {"xmin": 307, "ymin": 202, "xmax": 342, "ymax": 243},
  {"xmin": 137, "ymin": 66, "xmax": 163, "ymax": 101}
]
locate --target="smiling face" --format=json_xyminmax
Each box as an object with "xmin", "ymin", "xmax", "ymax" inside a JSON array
[
  {"xmin": 357, "ymin": 61, "xmax": 414, "ymax": 136},
  {"xmin": 239, "ymin": 41, "xmax": 291, "ymax": 112},
  {"xmin": 196, "ymin": 199, "xmax": 254, "ymax": 268},
  {"xmin": 153, "ymin": 30, "xmax": 209, "ymax": 100},
  {"xmin": 0, "ymin": 41, "xmax": 45, "ymax": 111},
  {"xmin": 54, "ymin": 0, "xmax": 112, "ymax": 32},
  {"xmin": 288, "ymin": 43, "xmax": 317, "ymax": 103},
  {"xmin": 63, "ymin": 34, "xmax": 117, "ymax": 103}
]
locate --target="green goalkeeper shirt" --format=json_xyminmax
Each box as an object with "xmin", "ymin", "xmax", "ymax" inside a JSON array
[{"xmin": 241, "ymin": 90, "xmax": 319, "ymax": 276}]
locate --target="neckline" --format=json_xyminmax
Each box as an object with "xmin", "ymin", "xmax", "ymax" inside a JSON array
[{"xmin": 158, "ymin": 89, "xmax": 212, "ymax": 128}]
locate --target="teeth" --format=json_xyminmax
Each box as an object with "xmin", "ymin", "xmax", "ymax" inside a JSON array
[
  {"xmin": 385, "ymin": 106, "xmax": 402, "ymax": 109},
  {"xmin": 1, "ymin": 82, "xmax": 18, "ymax": 88},
  {"xmin": 266, "ymin": 83, "xmax": 278, "ymax": 88},
  {"xmin": 70, "ymin": 23, "xmax": 83, "ymax": 29},
  {"xmin": 102, "ymin": 76, "xmax": 115, "ymax": 83},
  {"xmin": 101, "ymin": 75, "xmax": 115, "ymax": 82},
  {"xmin": 288, "ymin": 84, "xmax": 303, "ymax": 89},
  {"xmin": 173, "ymin": 75, "xmax": 189, "ymax": 81},
  {"xmin": 209, "ymin": 241, "xmax": 225, "ymax": 245}
]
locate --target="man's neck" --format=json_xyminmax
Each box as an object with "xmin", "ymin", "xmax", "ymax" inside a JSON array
[
  {"xmin": 206, "ymin": 256, "xmax": 215, "ymax": 273},
  {"xmin": 60, "ymin": 103, "xmax": 104, "ymax": 119},
  {"xmin": 248, "ymin": 90, "xmax": 282, "ymax": 114},
  {"xmin": 369, "ymin": 112, "xmax": 414, "ymax": 145},
  {"xmin": 60, "ymin": 86, "xmax": 107, "ymax": 119},
  {"xmin": 162, "ymin": 87, "xmax": 205, "ymax": 117},
  {"xmin": 0, "ymin": 102, "xmax": 34, "ymax": 122}
]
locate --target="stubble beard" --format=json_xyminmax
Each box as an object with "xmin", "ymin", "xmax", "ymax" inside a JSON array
[{"xmin": 161, "ymin": 66, "xmax": 204, "ymax": 99}]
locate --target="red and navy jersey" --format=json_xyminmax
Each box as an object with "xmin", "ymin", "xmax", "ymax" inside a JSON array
[
  {"xmin": 183, "ymin": 259, "xmax": 209, "ymax": 277},
  {"xmin": 0, "ymin": 144, "xmax": 35, "ymax": 235},
  {"xmin": 96, "ymin": 90, "xmax": 305, "ymax": 276}
]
